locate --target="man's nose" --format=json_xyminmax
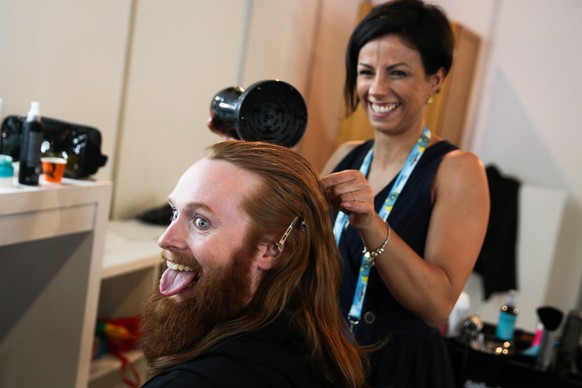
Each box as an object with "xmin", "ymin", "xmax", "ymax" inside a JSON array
[{"xmin": 158, "ymin": 219, "xmax": 186, "ymax": 250}]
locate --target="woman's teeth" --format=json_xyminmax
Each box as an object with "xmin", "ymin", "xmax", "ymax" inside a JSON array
[
  {"xmin": 166, "ymin": 260, "xmax": 194, "ymax": 272},
  {"xmin": 371, "ymin": 102, "xmax": 399, "ymax": 113}
]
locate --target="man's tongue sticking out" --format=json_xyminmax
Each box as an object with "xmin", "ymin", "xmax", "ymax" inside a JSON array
[{"xmin": 159, "ymin": 265, "xmax": 197, "ymax": 297}]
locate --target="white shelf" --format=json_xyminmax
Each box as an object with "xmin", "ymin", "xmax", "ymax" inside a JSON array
[
  {"xmin": 0, "ymin": 178, "xmax": 112, "ymax": 246},
  {"xmin": 102, "ymin": 219, "xmax": 166, "ymax": 279},
  {"xmin": 0, "ymin": 184, "xmax": 165, "ymax": 386},
  {"xmin": 0, "ymin": 178, "xmax": 112, "ymax": 388}
]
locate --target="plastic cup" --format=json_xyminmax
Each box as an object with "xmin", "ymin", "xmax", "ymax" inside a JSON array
[{"xmin": 41, "ymin": 157, "xmax": 67, "ymax": 183}]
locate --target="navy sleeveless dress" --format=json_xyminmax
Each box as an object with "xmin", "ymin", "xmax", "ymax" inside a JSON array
[{"xmin": 334, "ymin": 140, "xmax": 457, "ymax": 388}]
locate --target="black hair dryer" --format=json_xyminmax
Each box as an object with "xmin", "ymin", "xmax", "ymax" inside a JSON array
[{"xmin": 209, "ymin": 80, "xmax": 308, "ymax": 148}]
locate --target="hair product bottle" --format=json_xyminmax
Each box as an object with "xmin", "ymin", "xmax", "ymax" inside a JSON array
[
  {"xmin": 495, "ymin": 289, "xmax": 519, "ymax": 342},
  {"xmin": 0, "ymin": 154, "xmax": 14, "ymax": 187},
  {"xmin": 18, "ymin": 101, "xmax": 44, "ymax": 185}
]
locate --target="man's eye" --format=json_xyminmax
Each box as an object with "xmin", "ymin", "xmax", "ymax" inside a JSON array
[
  {"xmin": 194, "ymin": 217, "xmax": 210, "ymax": 230},
  {"xmin": 171, "ymin": 209, "xmax": 178, "ymax": 221}
]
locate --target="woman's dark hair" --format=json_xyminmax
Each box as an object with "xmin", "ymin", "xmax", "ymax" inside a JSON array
[{"xmin": 344, "ymin": 0, "xmax": 454, "ymax": 115}]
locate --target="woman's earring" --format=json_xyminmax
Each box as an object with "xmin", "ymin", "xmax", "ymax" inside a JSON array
[{"xmin": 427, "ymin": 95, "xmax": 434, "ymax": 104}]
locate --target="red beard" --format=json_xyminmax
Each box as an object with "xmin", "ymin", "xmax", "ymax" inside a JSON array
[{"xmin": 140, "ymin": 245, "xmax": 255, "ymax": 365}]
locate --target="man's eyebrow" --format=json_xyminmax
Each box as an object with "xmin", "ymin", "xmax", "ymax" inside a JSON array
[
  {"xmin": 169, "ymin": 200, "xmax": 214, "ymax": 215},
  {"xmin": 188, "ymin": 202, "xmax": 212, "ymax": 213}
]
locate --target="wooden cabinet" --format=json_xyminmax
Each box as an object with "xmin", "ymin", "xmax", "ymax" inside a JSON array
[
  {"xmin": 336, "ymin": 1, "xmax": 481, "ymax": 146},
  {"xmin": 0, "ymin": 178, "xmax": 111, "ymax": 388}
]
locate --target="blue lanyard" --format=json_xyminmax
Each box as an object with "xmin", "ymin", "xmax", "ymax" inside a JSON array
[{"xmin": 333, "ymin": 125, "xmax": 431, "ymax": 330}]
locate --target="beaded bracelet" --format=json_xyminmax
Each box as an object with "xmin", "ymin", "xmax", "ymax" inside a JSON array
[{"xmin": 362, "ymin": 221, "xmax": 391, "ymax": 267}]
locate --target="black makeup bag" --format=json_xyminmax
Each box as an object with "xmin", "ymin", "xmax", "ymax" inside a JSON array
[{"xmin": 1, "ymin": 115, "xmax": 108, "ymax": 179}]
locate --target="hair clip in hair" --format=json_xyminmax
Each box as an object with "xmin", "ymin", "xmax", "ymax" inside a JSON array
[{"xmin": 276, "ymin": 216, "xmax": 299, "ymax": 251}]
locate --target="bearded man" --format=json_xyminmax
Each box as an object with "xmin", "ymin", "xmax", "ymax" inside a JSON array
[{"xmin": 140, "ymin": 140, "xmax": 367, "ymax": 387}]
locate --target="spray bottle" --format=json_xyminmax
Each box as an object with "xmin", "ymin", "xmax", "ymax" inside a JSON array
[
  {"xmin": 495, "ymin": 289, "xmax": 519, "ymax": 342},
  {"xmin": 18, "ymin": 101, "xmax": 44, "ymax": 185}
]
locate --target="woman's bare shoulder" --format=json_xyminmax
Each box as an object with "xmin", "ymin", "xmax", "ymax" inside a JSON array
[
  {"xmin": 437, "ymin": 148, "xmax": 488, "ymax": 189},
  {"xmin": 441, "ymin": 148, "xmax": 485, "ymax": 170},
  {"xmin": 320, "ymin": 140, "xmax": 365, "ymax": 176}
]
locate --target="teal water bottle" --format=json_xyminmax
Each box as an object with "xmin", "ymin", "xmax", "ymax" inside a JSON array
[
  {"xmin": 0, "ymin": 154, "xmax": 14, "ymax": 187},
  {"xmin": 496, "ymin": 289, "xmax": 519, "ymax": 342}
]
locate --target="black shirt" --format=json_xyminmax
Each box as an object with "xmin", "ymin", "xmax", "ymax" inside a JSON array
[{"xmin": 142, "ymin": 318, "xmax": 328, "ymax": 388}]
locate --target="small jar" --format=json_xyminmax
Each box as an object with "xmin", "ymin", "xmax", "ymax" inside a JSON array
[{"xmin": 0, "ymin": 154, "xmax": 15, "ymax": 187}]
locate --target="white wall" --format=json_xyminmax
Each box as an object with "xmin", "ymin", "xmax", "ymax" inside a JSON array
[
  {"xmin": 241, "ymin": 0, "xmax": 319, "ymax": 92},
  {"xmin": 434, "ymin": 0, "xmax": 582, "ymax": 325},
  {"xmin": 113, "ymin": 0, "xmax": 354, "ymax": 219},
  {"xmin": 239, "ymin": 0, "xmax": 363, "ymax": 172},
  {"xmin": 0, "ymin": 0, "xmax": 131, "ymax": 182},
  {"xmin": 465, "ymin": 184, "xmax": 567, "ymax": 332},
  {"xmin": 112, "ymin": 0, "xmax": 251, "ymax": 219}
]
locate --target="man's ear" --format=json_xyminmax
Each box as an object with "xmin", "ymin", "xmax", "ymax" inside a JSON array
[{"xmin": 255, "ymin": 242, "xmax": 281, "ymax": 271}]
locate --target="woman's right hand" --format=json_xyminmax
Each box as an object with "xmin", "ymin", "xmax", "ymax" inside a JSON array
[{"xmin": 321, "ymin": 169, "xmax": 378, "ymax": 232}]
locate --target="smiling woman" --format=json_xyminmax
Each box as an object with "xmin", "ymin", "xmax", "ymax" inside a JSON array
[
  {"xmin": 320, "ymin": 1, "xmax": 489, "ymax": 387},
  {"xmin": 354, "ymin": 34, "xmax": 445, "ymax": 160},
  {"xmin": 335, "ymin": 2, "xmax": 480, "ymax": 149}
]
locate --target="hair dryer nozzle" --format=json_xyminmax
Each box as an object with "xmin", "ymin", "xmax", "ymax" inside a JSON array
[{"xmin": 209, "ymin": 80, "xmax": 308, "ymax": 148}]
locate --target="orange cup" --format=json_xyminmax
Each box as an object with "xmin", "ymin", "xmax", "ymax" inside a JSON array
[{"xmin": 41, "ymin": 157, "xmax": 67, "ymax": 183}]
